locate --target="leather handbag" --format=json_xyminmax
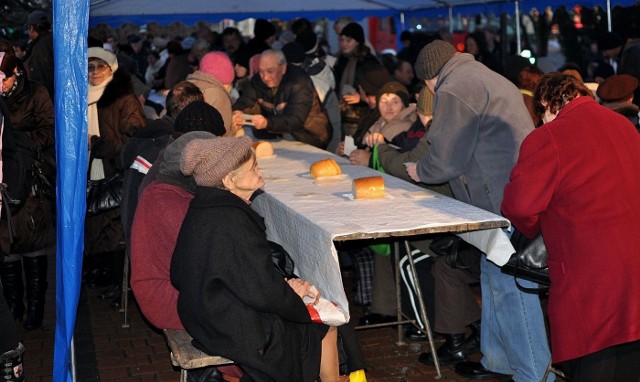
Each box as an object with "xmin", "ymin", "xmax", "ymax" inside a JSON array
[
  {"xmin": 86, "ymin": 172, "xmax": 124, "ymax": 215},
  {"xmin": 501, "ymin": 230, "xmax": 550, "ymax": 293}
]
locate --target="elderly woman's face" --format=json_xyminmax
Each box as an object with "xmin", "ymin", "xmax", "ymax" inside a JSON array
[
  {"xmin": 88, "ymin": 58, "xmax": 112, "ymax": 86},
  {"xmin": 378, "ymin": 93, "xmax": 405, "ymax": 121},
  {"xmin": 230, "ymin": 158, "xmax": 264, "ymax": 197}
]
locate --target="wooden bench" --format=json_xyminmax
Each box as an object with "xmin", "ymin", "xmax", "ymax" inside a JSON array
[{"xmin": 163, "ymin": 329, "xmax": 235, "ymax": 382}]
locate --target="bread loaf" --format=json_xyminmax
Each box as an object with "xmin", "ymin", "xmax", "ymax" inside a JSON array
[
  {"xmin": 352, "ymin": 176, "xmax": 385, "ymax": 199},
  {"xmin": 310, "ymin": 158, "xmax": 342, "ymax": 178},
  {"xmin": 252, "ymin": 141, "xmax": 274, "ymax": 158}
]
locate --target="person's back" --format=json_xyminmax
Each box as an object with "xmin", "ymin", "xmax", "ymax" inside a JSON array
[
  {"xmin": 418, "ymin": 52, "xmax": 531, "ymax": 214},
  {"xmin": 502, "ymin": 74, "xmax": 640, "ymax": 379},
  {"xmin": 409, "ymin": 40, "xmax": 551, "ymax": 382}
]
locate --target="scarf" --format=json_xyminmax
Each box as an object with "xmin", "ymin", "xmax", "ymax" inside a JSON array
[
  {"xmin": 87, "ymin": 75, "xmax": 113, "ymax": 180},
  {"xmin": 338, "ymin": 54, "xmax": 358, "ymax": 95}
]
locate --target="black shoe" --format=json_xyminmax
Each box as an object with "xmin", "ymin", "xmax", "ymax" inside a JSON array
[
  {"xmin": 455, "ymin": 361, "xmax": 510, "ymax": 380},
  {"xmin": 405, "ymin": 328, "xmax": 428, "ymax": 341},
  {"xmin": 465, "ymin": 320, "xmax": 481, "ymax": 353},
  {"xmin": 357, "ymin": 313, "xmax": 395, "ymax": 326},
  {"xmin": 419, "ymin": 333, "xmax": 468, "ymax": 366}
]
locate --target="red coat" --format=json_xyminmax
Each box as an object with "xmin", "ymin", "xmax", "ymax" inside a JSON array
[
  {"xmin": 130, "ymin": 181, "xmax": 194, "ymax": 330},
  {"xmin": 502, "ymin": 96, "xmax": 640, "ymax": 362}
]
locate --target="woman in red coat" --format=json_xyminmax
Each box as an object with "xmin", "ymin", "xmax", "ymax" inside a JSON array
[{"xmin": 502, "ymin": 73, "xmax": 640, "ymax": 381}]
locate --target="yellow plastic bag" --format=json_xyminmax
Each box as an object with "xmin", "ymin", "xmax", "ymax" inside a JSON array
[{"xmin": 349, "ymin": 369, "xmax": 367, "ymax": 382}]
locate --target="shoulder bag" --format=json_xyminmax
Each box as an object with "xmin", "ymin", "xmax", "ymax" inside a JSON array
[{"xmin": 500, "ymin": 229, "xmax": 550, "ymax": 293}]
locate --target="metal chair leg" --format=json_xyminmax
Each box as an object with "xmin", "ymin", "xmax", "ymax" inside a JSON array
[{"xmin": 403, "ymin": 240, "xmax": 441, "ymax": 379}]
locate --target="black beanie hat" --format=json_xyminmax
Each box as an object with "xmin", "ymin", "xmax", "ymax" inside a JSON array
[
  {"xmin": 377, "ymin": 81, "xmax": 410, "ymax": 107},
  {"xmin": 254, "ymin": 18, "xmax": 276, "ymax": 41},
  {"xmin": 296, "ymin": 30, "xmax": 319, "ymax": 54},
  {"xmin": 282, "ymin": 42, "xmax": 306, "ymax": 64},
  {"xmin": 340, "ymin": 22, "xmax": 365, "ymax": 45},
  {"xmin": 174, "ymin": 101, "xmax": 226, "ymax": 137},
  {"xmin": 597, "ymin": 32, "xmax": 624, "ymax": 51}
]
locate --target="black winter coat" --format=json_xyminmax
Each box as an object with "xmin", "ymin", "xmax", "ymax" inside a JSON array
[
  {"xmin": 234, "ymin": 66, "xmax": 330, "ymax": 149},
  {"xmin": 171, "ymin": 187, "xmax": 326, "ymax": 382}
]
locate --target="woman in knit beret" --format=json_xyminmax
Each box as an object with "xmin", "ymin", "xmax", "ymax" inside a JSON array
[{"xmin": 170, "ymin": 135, "xmax": 340, "ymax": 382}]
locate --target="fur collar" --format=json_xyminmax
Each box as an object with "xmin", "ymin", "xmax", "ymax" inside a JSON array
[{"xmin": 97, "ymin": 69, "xmax": 134, "ymax": 108}]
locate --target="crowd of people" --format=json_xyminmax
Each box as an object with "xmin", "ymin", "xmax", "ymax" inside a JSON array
[{"xmin": 1, "ymin": 6, "xmax": 640, "ymax": 381}]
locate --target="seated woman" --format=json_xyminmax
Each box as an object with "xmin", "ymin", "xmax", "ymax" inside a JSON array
[
  {"xmin": 347, "ymin": 81, "xmax": 415, "ymax": 166},
  {"xmin": 170, "ymin": 135, "xmax": 339, "ymax": 382}
]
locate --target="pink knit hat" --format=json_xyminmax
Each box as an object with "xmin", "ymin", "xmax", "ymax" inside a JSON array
[
  {"xmin": 199, "ymin": 52, "xmax": 235, "ymax": 85},
  {"xmin": 180, "ymin": 136, "xmax": 253, "ymax": 187}
]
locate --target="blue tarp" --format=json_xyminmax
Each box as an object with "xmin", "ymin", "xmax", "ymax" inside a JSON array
[{"xmin": 52, "ymin": 0, "xmax": 88, "ymax": 380}]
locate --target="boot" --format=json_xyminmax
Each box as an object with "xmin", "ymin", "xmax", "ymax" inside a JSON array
[
  {"xmin": 0, "ymin": 260, "xmax": 25, "ymax": 321},
  {"xmin": 465, "ymin": 320, "xmax": 481, "ymax": 353},
  {"xmin": 418, "ymin": 333, "xmax": 468, "ymax": 366},
  {"xmin": 23, "ymin": 255, "xmax": 47, "ymax": 330},
  {"xmin": 0, "ymin": 342, "xmax": 25, "ymax": 381}
]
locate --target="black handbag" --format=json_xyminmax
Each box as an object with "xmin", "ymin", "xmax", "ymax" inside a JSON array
[
  {"xmin": 501, "ymin": 230, "xmax": 550, "ymax": 293},
  {"xmin": 86, "ymin": 172, "xmax": 124, "ymax": 215},
  {"xmin": 429, "ymin": 234, "xmax": 482, "ymax": 279}
]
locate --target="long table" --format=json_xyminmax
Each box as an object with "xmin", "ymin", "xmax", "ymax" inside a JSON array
[{"xmin": 251, "ymin": 140, "xmax": 514, "ymax": 318}]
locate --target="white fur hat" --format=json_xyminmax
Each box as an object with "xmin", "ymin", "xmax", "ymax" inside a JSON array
[{"xmin": 88, "ymin": 47, "xmax": 119, "ymax": 73}]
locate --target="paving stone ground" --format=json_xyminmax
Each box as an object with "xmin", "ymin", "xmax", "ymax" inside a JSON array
[{"xmin": 16, "ymin": 253, "xmax": 546, "ymax": 381}]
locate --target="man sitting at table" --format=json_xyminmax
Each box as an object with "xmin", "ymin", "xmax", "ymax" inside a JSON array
[{"xmin": 232, "ymin": 49, "xmax": 331, "ymax": 149}]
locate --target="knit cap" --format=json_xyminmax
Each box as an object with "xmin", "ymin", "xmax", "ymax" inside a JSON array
[
  {"xmin": 282, "ymin": 41, "xmax": 306, "ymax": 64},
  {"xmin": 415, "ymin": 40, "xmax": 457, "ymax": 80},
  {"xmin": 597, "ymin": 74, "xmax": 638, "ymax": 102},
  {"xmin": 88, "ymin": 47, "xmax": 119, "ymax": 73},
  {"xmin": 26, "ymin": 10, "xmax": 49, "ymax": 26},
  {"xmin": 180, "ymin": 136, "xmax": 253, "ymax": 187},
  {"xmin": 340, "ymin": 23, "xmax": 365, "ymax": 45},
  {"xmin": 377, "ymin": 81, "xmax": 410, "ymax": 107},
  {"xmin": 597, "ymin": 32, "xmax": 624, "ymax": 51},
  {"xmin": 159, "ymin": 131, "xmax": 216, "ymax": 189},
  {"xmin": 199, "ymin": 51, "xmax": 235, "ymax": 85},
  {"xmin": 174, "ymin": 100, "xmax": 226, "ymax": 136},
  {"xmin": 296, "ymin": 30, "xmax": 319, "ymax": 54},
  {"xmin": 254, "ymin": 19, "xmax": 276, "ymax": 41},
  {"xmin": 356, "ymin": 62, "xmax": 390, "ymax": 96},
  {"xmin": 416, "ymin": 87, "xmax": 435, "ymax": 116}
]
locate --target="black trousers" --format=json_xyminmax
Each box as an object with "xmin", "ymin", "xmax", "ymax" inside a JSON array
[
  {"xmin": 561, "ymin": 340, "xmax": 640, "ymax": 382},
  {"xmin": 0, "ymin": 280, "xmax": 19, "ymax": 353}
]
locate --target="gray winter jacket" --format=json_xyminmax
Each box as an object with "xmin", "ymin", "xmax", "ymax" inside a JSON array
[{"xmin": 416, "ymin": 53, "xmax": 533, "ymax": 215}]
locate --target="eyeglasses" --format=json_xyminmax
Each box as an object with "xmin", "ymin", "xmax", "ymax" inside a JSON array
[{"xmin": 88, "ymin": 63, "xmax": 110, "ymax": 73}]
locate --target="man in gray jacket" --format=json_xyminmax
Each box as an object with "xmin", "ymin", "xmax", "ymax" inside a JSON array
[{"xmin": 406, "ymin": 40, "xmax": 553, "ymax": 381}]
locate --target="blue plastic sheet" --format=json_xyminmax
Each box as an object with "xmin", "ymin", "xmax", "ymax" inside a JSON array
[{"xmin": 52, "ymin": 1, "xmax": 89, "ymax": 381}]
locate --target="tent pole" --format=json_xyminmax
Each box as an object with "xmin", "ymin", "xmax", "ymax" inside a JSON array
[
  {"xmin": 71, "ymin": 336, "xmax": 77, "ymax": 382},
  {"xmin": 515, "ymin": 0, "xmax": 522, "ymax": 54},
  {"xmin": 606, "ymin": 0, "xmax": 612, "ymax": 31},
  {"xmin": 400, "ymin": 12, "xmax": 406, "ymax": 31},
  {"xmin": 449, "ymin": 6, "xmax": 453, "ymax": 34}
]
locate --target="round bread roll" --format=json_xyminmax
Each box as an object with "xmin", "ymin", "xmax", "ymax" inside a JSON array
[
  {"xmin": 310, "ymin": 158, "xmax": 343, "ymax": 178},
  {"xmin": 234, "ymin": 127, "xmax": 245, "ymax": 137},
  {"xmin": 352, "ymin": 176, "xmax": 385, "ymax": 199},
  {"xmin": 252, "ymin": 141, "xmax": 274, "ymax": 158}
]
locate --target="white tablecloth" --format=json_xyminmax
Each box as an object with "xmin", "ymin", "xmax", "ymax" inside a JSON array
[{"xmin": 252, "ymin": 141, "xmax": 514, "ymax": 320}]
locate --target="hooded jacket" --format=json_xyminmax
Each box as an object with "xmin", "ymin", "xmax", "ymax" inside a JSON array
[{"xmin": 186, "ymin": 70, "xmax": 233, "ymax": 134}]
